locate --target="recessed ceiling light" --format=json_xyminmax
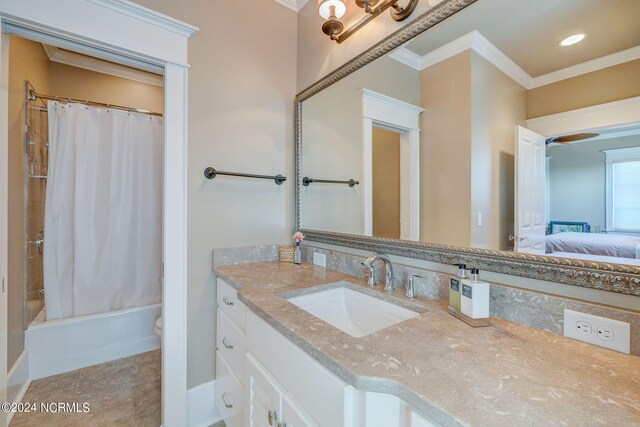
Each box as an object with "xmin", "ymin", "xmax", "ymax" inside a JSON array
[{"xmin": 559, "ymin": 34, "xmax": 585, "ymax": 47}]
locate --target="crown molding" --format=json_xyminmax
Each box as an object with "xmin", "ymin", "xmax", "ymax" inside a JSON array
[
  {"xmin": 390, "ymin": 30, "xmax": 640, "ymax": 90},
  {"xmin": 530, "ymin": 45, "xmax": 640, "ymax": 88},
  {"xmin": 43, "ymin": 44, "xmax": 163, "ymax": 87},
  {"xmin": 389, "ymin": 46, "xmax": 423, "ymax": 70},
  {"xmin": 88, "ymin": 0, "xmax": 198, "ymax": 37},
  {"xmin": 469, "ymin": 31, "xmax": 532, "ymax": 88},
  {"xmin": 272, "ymin": 0, "xmax": 311, "ymax": 12}
]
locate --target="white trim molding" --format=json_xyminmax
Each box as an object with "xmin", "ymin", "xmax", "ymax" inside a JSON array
[
  {"xmin": 87, "ymin": 0, "xmax": 198, "ymax": 37},
  {"xmin": 42, "ymin": 45, "xmax": 163, "ymax": 86},
  {"xmin": 6, "ymin": 351, "xmax": 30, "ymax": 426},
  {"xmin": 272, "ymin": 0, "xmax": 310, "ymax": 12},
  {"xmin": 0, "ymin": 1, "xmax": 196, "ymax": 426},
  {"xmin": 361, "ymin": 89, "xmax": 423, "ymax": 241},
  {"xmin": 526, "ymin": 96, "xmax": 640, "ymax": 137},
  {"xmin": 532, "ymin": 45, "xmax": 640, "ymax": 88},
  {"xmin": 390, "ymin": 31, "xmax": 640, "ymax": 90},
  {"xmin": 187, "ymin": 380, "xmax": 221, "ymax": 427}
]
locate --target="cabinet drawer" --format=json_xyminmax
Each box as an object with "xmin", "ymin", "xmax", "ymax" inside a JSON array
[
  {"xmin": 216, "ymin": 351, "xmax": 245, "ymax": 427},
  {"xmin": 247, "ymin": 311, "xmax": 347, "ymax": 427},
  {"xmin": 217, "ymin": 277, "xmax": 246, "ymax": 331},
  {"xmin": 217, "ymin": 308, "xmax": 247, "ymax": 387}
]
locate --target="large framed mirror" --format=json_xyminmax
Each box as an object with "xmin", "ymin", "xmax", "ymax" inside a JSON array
[{"xmin": 295, "ymin": 0, "xmax": 640, "ymax": 295}]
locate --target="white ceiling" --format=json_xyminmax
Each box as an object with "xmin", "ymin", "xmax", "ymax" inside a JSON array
[{"xmin": 405, "ymin": 0, "xmax": 640, "ymax": 77}]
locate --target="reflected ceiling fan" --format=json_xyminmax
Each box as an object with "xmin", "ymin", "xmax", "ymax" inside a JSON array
[{"xmin": 545, "ymin": 133, "xmax": 599, "ymax": 145}]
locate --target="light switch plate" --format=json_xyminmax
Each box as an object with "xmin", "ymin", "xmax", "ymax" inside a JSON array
[
  {"xmin": 313, "ymin": 252, "xmax": 326, "ymax": 267},
  {"xmin": 563, "ymin": 309, "xmax": 630, "ymax": 354}
]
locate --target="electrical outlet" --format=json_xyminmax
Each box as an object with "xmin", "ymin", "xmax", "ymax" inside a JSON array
[
  {"xmin": 563, "ymin": 309, "xmax": 630, "ymax": 354},
  {"xmin": 576, "ymin": 321, "xmax": 591, "ymax": 335},
  {"xmin": 313, "ymin": 252, "xmax": 326, "ymax": 267},
  {"xmin": 596, "ymin": 326, "xmax": 614, "ymax": 341}
]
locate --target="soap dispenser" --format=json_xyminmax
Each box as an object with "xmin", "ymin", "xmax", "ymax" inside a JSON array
[
  {"xmin": 448, "ymin": 264, "xmax": 466, "ymax": 311},
  {"xmin": 460, "ymin": 268, "xmax": 490, "ymax": 319}
]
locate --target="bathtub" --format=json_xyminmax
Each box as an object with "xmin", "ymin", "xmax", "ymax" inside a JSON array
[{"xmin": 26, "ymin": 303, "xmax": 161, "ymax": 379}]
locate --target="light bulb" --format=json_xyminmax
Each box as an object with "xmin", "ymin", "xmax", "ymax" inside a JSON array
[
  {"xmin": 559, "ymin": 34, "xmax": 585, "ymax": 47},
  {"xmin": 318, "ymin": 0, "xmax": 347, "ymax": 19}
]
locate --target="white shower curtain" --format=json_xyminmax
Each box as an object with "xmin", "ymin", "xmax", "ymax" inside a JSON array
[{"xmin": 44, "ymin": 101, "xmax": 163, "ymax": 320}]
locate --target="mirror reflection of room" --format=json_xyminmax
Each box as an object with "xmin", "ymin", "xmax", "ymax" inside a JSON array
[
  {"xmin": 300, "ymin": 0, "xmax": 640, "ymax": 266},
  {"xmin": 546, "ymin": 131, "xmax": 640, "ymax": 266},
  {"xmin": 372, "ymin": 127, "xmax": 401, "ymax": 240}
]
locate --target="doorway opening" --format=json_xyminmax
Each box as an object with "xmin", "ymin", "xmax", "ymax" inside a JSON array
[{"xmin": 6, "ymin": 32, "xmax": 164, "ymax": 426}]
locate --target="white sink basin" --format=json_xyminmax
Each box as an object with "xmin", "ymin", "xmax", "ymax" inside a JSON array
[{"xmin": 286, "ymin": 286, "xmax": 420, "ymax": 338}]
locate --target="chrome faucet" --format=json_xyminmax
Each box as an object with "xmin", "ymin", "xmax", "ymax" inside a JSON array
[{"xmin": 363, "ymin": 253, "xmax": 395, "ymax": 292}]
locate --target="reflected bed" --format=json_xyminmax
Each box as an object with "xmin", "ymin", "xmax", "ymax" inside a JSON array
[{"xmin": 546, "ymin": 232, "xmax": 640, "ymax": 259}]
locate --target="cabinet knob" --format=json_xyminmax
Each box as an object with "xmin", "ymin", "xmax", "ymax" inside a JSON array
[
  {"xmin": 222, "ymin": 296, "xmax": 235, "ymax": 306},
  {"xmin": 268, "ymin": 409, "xmax": 279, "ymax": 425},
  {"xmin": 222, "ymin": 337, "xmax": 233, "ymax": 350},
  {"xmin": 221, "ymin": 392, "xmax": 233, "ymax": 408}
]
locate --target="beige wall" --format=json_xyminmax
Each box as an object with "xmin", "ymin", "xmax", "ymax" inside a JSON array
[
  {"xmin": 527, "ymin": 59, "xmax": 640, "ymax": 119},
  {"xmin": 471, "ymin": 52, "xmax": 526, "ymax": 250},
  {"xmin": 302, "ymin": 55, "xmax": 419, "ymax": 234},
  {"xmin": 420, "ymin": 51, "xmax": 472, "ymax": 247},
  {"xmin": 49, "ymin": 62, "xmax": 163, "ymax": 113},
  {"xmin": 132, "ymin": 0, "xmax": 298, "ymax": 388},
  {"xmin": 372, "ymin": 128, "xmax": 400, "ymax": 239},
  {"xmin": 7, "ymin": 36, "xmax": 51, "ymax": 371}
]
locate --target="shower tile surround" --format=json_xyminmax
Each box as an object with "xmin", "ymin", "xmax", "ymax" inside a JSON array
[
  {"xmin": 212, "ymin": 244, "xmax": 639, "ymax": 356},
  {"xmin": 25, "ymin": 102, "xmax": 48, "ymax": 325}
]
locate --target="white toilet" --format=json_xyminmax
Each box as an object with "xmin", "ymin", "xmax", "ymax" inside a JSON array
[{"xmin": 155, "ymin": 316, "xmax": 163, "ymax": 344}]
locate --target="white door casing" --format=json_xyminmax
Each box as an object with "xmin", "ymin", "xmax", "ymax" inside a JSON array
[
  {"xmin": 361, "ymin": 89, "xmax": 424, "ymax": 241},
  {"xmin": 0, "ymin": 1, "xmax": 197, "ymax": 426},
  {"xmin": 514, "ymin": 126, "xmax": 546, "ymax": 254},
  {"xmin": 0, "ymin": 28, "xmax": 9, "ymax": 427}
]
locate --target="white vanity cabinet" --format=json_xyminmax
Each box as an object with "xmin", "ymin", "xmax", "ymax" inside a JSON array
[
  {"xmin": 247, "ymin": 310, "xmax": 348, "ymax": 426},
  {"xmin": 215, "ymin": 277, "xmax": 441, "ymax": 427},
  {"xmin": 247, "ymin": 352, "xmax": 317, "ymax": 427},
  {"xmin": 216, "ymin": 278, "xmax": 248, "ymax": 427}
]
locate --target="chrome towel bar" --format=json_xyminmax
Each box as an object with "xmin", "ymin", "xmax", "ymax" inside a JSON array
[
  {"xmin": 204, "ymin": 167, "xmax": 286, "ymax": 185},
  {"xmin": 302, "ymin": 177, "xmax": 359, "ymax": 187}
]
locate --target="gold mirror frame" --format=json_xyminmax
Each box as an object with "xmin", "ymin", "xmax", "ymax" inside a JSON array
[{"xmin": 294, "ymin": 0, "xmax": 640, "ymax": 296}]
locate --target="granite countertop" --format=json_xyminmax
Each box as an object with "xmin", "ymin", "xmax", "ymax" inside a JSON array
[{"xmin": 214, "ymin": 261, "xmax": 640, "ymax": 427}]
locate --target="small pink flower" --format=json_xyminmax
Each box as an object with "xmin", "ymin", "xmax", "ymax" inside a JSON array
[{"xmin": 293, "ymin": 231, "xmax": 305, "ymax": 244}]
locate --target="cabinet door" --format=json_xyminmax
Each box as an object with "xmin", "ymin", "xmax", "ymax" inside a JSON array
[
  {"xmin": 247, "ymin": 353, "xmax": 284, "ymax": 427},
  {"xmin": 281, "ymin": 392, "xmax": 318, "ymax": 427},
  {"xmin": 216, "ymin": 351, "xmax": 245, "ymax": 427}
]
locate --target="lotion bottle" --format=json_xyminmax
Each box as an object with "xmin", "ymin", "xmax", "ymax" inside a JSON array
[
  {"xmin": 448, "ymin": 264, "xmax": 466, "ymax": 311},
  {"xmin": 460, "ymin": 268, "xmax": 490, "ymax": 319}
]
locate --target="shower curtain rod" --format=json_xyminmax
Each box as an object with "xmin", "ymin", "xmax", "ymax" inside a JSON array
[{"xmin": 28, "ymin": 89, "xmax": 163, "ymax": 117}]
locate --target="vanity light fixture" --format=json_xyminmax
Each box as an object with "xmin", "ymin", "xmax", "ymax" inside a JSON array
[
  {"xmin": 318, "ymin": 0, "xmax": 419, "ymax": 43},
  {"xmin": 559, "ymin": 33, "xmax": 585, "ymax": 47}
]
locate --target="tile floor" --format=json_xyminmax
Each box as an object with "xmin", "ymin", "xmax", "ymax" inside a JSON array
[{"xmin": 10, "ymin": 350, "xmax": 161, "ymax": 427}]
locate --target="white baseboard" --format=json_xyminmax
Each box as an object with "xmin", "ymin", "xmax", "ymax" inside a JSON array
[
  {"xmin": 7, "ymin": 351, "xmax": 32, "ymax": 425},
  {"xmin": 187, "ymin": 380, "xmax": 221, "ymax": 427}
]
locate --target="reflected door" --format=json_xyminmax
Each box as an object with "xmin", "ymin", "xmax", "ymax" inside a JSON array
[
  {"xmin": 515, "ymin": 126, "xmax": 546, "ymax": 254},
  {"xmin": 372, "ymin": 128, "xmax": 401, "ymax": 239}
]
